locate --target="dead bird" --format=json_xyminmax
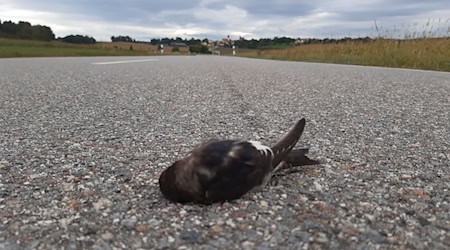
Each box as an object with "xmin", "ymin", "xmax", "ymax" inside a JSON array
[{"xmin": 159, "ymin": 118, "xmax": 319, "ymax": 204}]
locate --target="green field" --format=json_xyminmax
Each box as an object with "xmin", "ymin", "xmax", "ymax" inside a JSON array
[{"xmin": 0, "ymin": 38, "xmax": 152, "ymax": 57}]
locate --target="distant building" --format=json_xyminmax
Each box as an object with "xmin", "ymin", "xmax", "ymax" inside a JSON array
[{"xmin": 295, "ymin": 39, "xmax": 306, "ymax": 45}]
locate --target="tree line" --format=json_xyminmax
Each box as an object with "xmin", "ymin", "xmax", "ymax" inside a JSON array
[
  {"xmin": 110, "ymin": 35, "xmax": 207, "ymax": 46},
  {"xmin": 59, "ymin": 35, "xmax": 96, "ymax": 44},
  {"xmin": 0, "ymin": 20, "xmax": 55, "ymax": 41},
  {"xmin": 0, "ymin": 19, "xmax": 96, "ymax": 44},
  {"xmin": 111, "ymin": 35, "xmax": 134, "ymax": 42},
  {"xmin": 150, "ymin": 37, "xmax": 206, "ymax": 46},
  {"xmin": 1, "ymin": 19, "xmax": 374, "ymax": 48},
  {"xmin": 234, "ymin": 37, "xmax": 295, "ymax": 49},
  {"xmin": 234, "ymin": 36, "xmax": 373, "ymax": 49}
]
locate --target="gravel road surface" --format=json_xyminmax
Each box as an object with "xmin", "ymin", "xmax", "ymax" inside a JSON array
[{"xmin": 0, "ymin": 56, "xmax": 449, "ymax": 249}]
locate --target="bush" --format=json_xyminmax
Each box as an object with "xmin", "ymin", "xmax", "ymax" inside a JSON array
[
  {"xmin": 111, "ymin": 36, "xmax": 134, "ymax": 42},
  {"xmin": 60, "ymin": 35, "xmax": 96, "ymax": 44},
  {"xmin": 189, "ymin": 45, "xmax": 210, "ymax": 54}
]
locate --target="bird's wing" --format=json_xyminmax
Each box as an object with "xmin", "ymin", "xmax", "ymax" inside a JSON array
[
  {"xmin": 196, "ymin": 140, "xmax": 274, "ymax": 203},
  {"xmin": 270, "ymin": 118, "xmax": 306, "ymax": 168}
]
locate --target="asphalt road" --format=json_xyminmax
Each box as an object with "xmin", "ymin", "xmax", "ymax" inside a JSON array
[{"xmin": 0, "ymin": 56, "xmax": 449, "ymax": 249}]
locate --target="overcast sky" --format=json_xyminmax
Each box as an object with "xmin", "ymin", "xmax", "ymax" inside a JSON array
[{"xmin": 1, "ymin": 0, "xmax": 449, "ymax": 41}]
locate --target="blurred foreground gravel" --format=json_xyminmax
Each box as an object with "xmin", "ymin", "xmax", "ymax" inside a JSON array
[{"xmin": 0, "ymin": 56, "xmax": 449, "ymax": 249}]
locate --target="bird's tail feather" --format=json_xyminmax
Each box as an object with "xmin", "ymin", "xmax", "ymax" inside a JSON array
[
  {"xmin": 271, "ymin": 118, "xmax": 306, "ymax": 168},
  {"xmin": 284, "ymin": 148, "xmax": 319, "ymax": 167}
]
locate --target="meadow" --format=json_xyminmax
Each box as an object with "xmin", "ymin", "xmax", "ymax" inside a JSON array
[
  {"xmin": 0, "ymin": 38, "xmax": 188, "ymax": 57},
  {"xmin": 240, "ymin": 21, "xmax": 450, "ymax": 72},
  {"xmin": 240, "ymin": 38, "xmax": 450, "ymax": 72}
]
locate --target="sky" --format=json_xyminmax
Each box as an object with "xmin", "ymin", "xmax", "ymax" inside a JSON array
[{"xmin": 1, "ymin": 0, "xmax": 449, "ymax": 41}]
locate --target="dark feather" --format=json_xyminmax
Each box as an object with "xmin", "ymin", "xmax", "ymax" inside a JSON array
[
  {"xmin": 271, "ymin": 119, "xmax": 306, "ymax": 167},
  {"xmin": 279, "ymin": 149, "xmax": 320, "ymax": 171},
  {"xmin": 286, "ymin": 148, "xmax": 320, "ymax": 166}
]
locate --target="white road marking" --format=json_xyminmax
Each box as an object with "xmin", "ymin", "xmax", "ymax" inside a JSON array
[{"xmin": 92, "ymin": 59, "xmax": 159, "ymax": 65}]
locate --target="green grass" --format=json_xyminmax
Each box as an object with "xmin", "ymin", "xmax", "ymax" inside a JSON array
[
  {"xmin": 242, "ymin": 38, "xmax": 450, "ymax": 72},
  {"xmin": 0, "ymin": 38, "xmax": 151, "ymax": 57}
]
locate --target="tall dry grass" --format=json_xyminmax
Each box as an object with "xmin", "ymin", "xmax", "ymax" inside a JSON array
[
  {"xmin": 244, "ymin": 20, "xmax": 450, "ymax": 72},
  {"xmin": 250, "ymin": 38, "xmax": 449, "ymax": 71}
]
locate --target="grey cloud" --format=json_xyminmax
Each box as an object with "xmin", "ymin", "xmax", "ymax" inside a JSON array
[{"xmin": 1, "ymin": 0, "xmax": 449, "ymax": 39}]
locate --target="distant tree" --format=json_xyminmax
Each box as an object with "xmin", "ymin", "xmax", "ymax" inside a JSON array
[
  {"xmin": 33, "ymin": 25, "xmax": 55, "ymax": 41},
  {"xmin": 248, "ymin": 39, "xmax": 259, "ymax": 49},
  {"xmin": 149, "ymin": 37, "xmax": 203, "ymax": 46},
  {"xmin": 1, "ymin": 21, "xmax": 19, "ymax": 36},
  {"xmin": 186, "ymin": 38, "xmax": 202, "ymax": 45},
  {"xmin": 111, "ymin": 35, "xmax": 133, "ymax": 42},
  {"xmin": 60, "ymin": 35, "xmax": 96, "ymax": 44},
  {"xmin": 200, "ymin": 45, "xmax": 210, "ymax": 54},
  {"xmin": 189, "ymin": 45, "xmax": 210, "ymax": 54},
  {"xmin": 150, "ymin": 38, "xmax": 160, "ymax": 45},
  {"xmin": 24, "ymin": 24, "xmax": 54, "ymax": 41},
  {"xmin": 16, "ymin": 21, "xmax": 32, "ymax": 39},
  {"xmin": 0, "ymin": 20, "xmax": 55, "ymax": 41}
]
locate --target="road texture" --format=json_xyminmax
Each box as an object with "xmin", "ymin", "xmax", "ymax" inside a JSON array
[{"xmin": 0, "ymin": 56, "xmax": 449, "ymax": 249}]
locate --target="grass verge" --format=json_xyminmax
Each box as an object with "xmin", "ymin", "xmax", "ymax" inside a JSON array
[
  {"xmin": 240, "ymin": 38, "xmax": 450, "ymax": 72},
  {"xmin": 0, "ymin": 38, "xmax": 186, "ymax": 57}
]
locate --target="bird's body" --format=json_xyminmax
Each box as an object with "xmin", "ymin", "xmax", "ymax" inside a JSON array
[{"xmin": 159, "ymin": 118, "xmax": 318, "ymax": 204}]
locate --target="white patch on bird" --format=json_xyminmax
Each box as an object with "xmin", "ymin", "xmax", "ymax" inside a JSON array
[
  {"xmin": 197, "ymin": 166, "xmax": 214, "ymax": 179},
  {"xmin": 249, "ymin": 141, "xmax": 273, "ymax": 157},
  {"xmin": 228, "ymin": 144, "xmax": 243, "ymax": 158}
]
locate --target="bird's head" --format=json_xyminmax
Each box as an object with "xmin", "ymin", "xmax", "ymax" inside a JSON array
[
  {"xmin": 158, "ymin": 154, "xmax": 203, "ymax": 203},
  {"xmin": 159, "ymin": 163, "xmax": 178, "ymax": 202},
  {"xmin": 159, "ymin": 158, "xmax": 186, "ymax": 202}
]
